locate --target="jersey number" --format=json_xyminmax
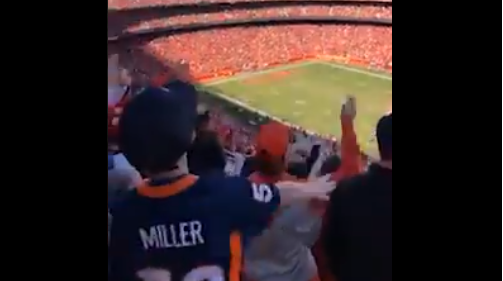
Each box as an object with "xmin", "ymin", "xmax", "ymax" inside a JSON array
[
  {"xmin": 137, "ymin": 266, "xmax": 224, "ymax": 281},
  {"xmin": 251, "ymin": 183, "xmax": 273, "ymax": 203}
]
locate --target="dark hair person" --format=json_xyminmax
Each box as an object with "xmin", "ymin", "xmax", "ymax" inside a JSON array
[
  {"xmin": 187, "ymin": 130, "xmax": 226, "ymax": 176},
  {"xmin": 322, "ymin": 113, "xmax": 392, "ymax": 281}
]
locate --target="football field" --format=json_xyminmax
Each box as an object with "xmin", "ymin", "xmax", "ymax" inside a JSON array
[{"xmin": 201, "ymin": 61, "xmax": 392, "ymax": 153}]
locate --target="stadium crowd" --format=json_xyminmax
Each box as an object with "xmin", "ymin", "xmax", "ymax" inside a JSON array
[
  {"xmin": 146, "ymin": 25, "xmax": 391, "ymax": 77},
  {"xmin": 110, "ymin": 25, "xmax": 391, "ymax": 81},
  {"xmin": 108, "ymin": 2, "xmax": 392, "ymax": 280},
  {"xmin": 109, "ymin": 24, "xmax": 391, "ymax": 151},
  {"xmin": 124, "ymin": 5, "xmax": 392, "ymax": 31},
  {"xmin": 109, "ymin": 0, "xmax": 392, "ymax": 10}
]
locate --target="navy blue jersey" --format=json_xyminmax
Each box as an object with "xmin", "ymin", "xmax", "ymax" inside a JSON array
[
  {"xmin": 108, "ymin": 154, "xmax": 114, "ymax": 170},
  {"xmin": 109, "ymin": 174, "xmax": 280, "ymax": 281}
]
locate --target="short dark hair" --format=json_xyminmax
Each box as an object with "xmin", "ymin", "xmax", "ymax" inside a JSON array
[
  {"xmin": 319, "ymin": 155, "xmax": 342, "ymax": 176},
  {"xmin": 287, "ymin": 162, "xmax": 309, "ymax": 179},
  {"xmin": 376, "ymin": 113, "xmax": 392, "ymax": 161},
  {"xmin": 196, "ymin": 111, "xmax": 210, "ymax": 132},
  {"xmin": 187, "ymin": 130, "xmax": 226, "ymax": 175}
]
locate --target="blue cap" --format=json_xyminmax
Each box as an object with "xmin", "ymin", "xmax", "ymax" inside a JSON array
[{"xmin": 118, "ymin": 80, "xmax": 198, "ymax": 172}]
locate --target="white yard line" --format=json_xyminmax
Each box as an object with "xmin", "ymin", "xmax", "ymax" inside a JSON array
[
  {"xmin": 204, "ymin": 60, "xmax": 391, "ymax": 86},
  {"xmin": 201, "ymin": 61, "xmax": 392, "ymax": 131},
  {"xmin": 316, "ymin": 61, "xmax": 392, "ymax": 81}
]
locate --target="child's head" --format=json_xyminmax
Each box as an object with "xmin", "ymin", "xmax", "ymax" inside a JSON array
[{"xmin": 118, "ymin": 81, "xmax": 198, "ymax": 176}]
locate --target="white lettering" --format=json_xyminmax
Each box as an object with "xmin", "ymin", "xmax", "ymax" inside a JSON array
[
  {"xmin": 169, "ymin": 224, "xmax": 179, "ymax": 247},
  {"xmin": 159, "ymin": 225, "xmax": 169, "ymax": 247},
  {"xmin": 190, "ymin": 221, "xmax": 204, "ymax": 244},
  {"xmin": 139, "ymin": 221, "xmax": 205, "ymax": 250},
  {"xmin": 137, "ymin": 266, "xmax": 224, "ymax": 281},
  {"xmin": 251, "ymin": 183, "xmax": 273, "ymax": 203},
  {"xmin": 179, "ymin": 222, "xmax": 190, "ymax": 245},
  {"xmin": 160, "ymin": 225, "xmax": 172, "ymax": 247},
  {"xmin": 139, "ymin": 227, "xmax": 159, "ymax": 249},
  {"xmin": 156, "ymin": 225, "xmax": 166, "ymax": 248}
]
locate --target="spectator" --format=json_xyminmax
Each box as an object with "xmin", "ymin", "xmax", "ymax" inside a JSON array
[
  {"xmin": 244, "ymin": 123, "xmax": 321, "ymax": 281},
  {"xmin": 108, "ymin": 153, "xmax": 142, "ymax": 208},
  {"xmin": 244, "ymin": 97, "xmax": 365, "ymax": 281},
  {"xmin": 322, "ymin": 113, "xmax": 392, "ymax": 281},
  {"xmin": 187, "ymin": 106, "xmax": 228, "ymax": 175},
  {"xmin": 240, "ymin": 154, "xmax": 256, "ymax": 177},
  {"xmin": 187, "ymin": 130, "xmax": 227, "ymax": 175},
  {"xmin": 287, "ymin": 162, "xmax": 310, "ymax": 179},
  {"xmin": 224, "ymin": 148, "xmax": 247, "ymax": 176},
  {"xmin": 248, "ymin": 122, "xmax": 295, "ymax": 182},
  {"xmin": 306, "ymin": 144, "xmax": 321, "ymax": 173},
  {"xmin": 319, "ymin": 155, "xmax": 342, "ymax": 178},
  {"xmin": 313, "ymin": 96, "xmax": 363, "ymax": 281}
]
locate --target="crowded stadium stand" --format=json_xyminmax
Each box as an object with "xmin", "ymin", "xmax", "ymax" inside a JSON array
[
  {"xmin": 108, "ymin": 1, "xmax": 392, "ymax": 280},
  {"xmin": 109, "ymin": 0, "xmax": 392, "ymax": 10}
]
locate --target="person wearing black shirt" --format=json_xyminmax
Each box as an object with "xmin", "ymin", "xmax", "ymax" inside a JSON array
[
  {"xmin": 187, "ymin": 130, "xmax": 226, "ymax": 176},
  {"xmin": 322, "ymin": 113, "xmax": 392, "ymax": 281},
  {"xmin": 187, "ymin": 109, "xmax": 227, "ymax": 176}
]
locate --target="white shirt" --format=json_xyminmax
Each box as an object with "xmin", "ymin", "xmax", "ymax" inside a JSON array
[
  {"xmin": 108, "ymin": 153, "xmax": 142, "ymax": 206},
  {"xmin": 108, "ymin": 85, "xmax": 126, "ymax": 106},
  {"xmin": 224, "ymin": 151, "xmax": 245, "ymax": 176}
]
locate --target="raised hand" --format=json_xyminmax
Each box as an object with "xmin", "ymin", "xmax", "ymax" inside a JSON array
[{"xmin": 341, "ymin": 95, "xmax": 357, "ymax": 120}]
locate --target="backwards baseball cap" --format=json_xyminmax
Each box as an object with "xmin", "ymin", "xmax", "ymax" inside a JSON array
[
  {"xmin": 118, "ymin": 80, "xmax": 198, "ymax": 173},
  {"xmin": 256, "ymin": 122, "xmax": 290, "ymax": 157},
  {"xmin": 376, "ymin": 113, "xmax": 392, "ymax": 160}
]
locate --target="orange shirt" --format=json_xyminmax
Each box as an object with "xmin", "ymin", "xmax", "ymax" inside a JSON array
[{"xmin": 313, "ymin": 114, "xmax": 363, "ymax": 281}]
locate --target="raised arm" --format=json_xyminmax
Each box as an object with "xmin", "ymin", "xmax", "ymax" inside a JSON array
[
  {"xmin": 333, "ymin": 96, "xmax": 362, "ymax": 181},
  {"xmin": 314, "ymin": 96, "xmax": 363, "ymax": 281}
]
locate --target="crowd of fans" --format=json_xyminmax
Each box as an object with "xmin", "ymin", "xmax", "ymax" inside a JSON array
[
  {"xmin": 108, "ymin": 5, "xmax": 392, "ymax": 280},
  {"xmin": 109, "ymin": 22, "xmax": 391, "ymax": 151},
  {"xmin": 109, "ymin": 0, "xmax": 392, "ymax": 10},
  {"xmin": 111, "ymin": 25, "xmax": 391, "ymax": 78},
  {"xmin": 147, "ymin": 25, "xmax": 390, "ymax": 76},
  {"xmin": 124, "ymin": 5, "xmax": 392, "ymax": 31}
]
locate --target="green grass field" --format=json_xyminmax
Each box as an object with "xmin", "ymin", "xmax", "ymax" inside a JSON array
[{"xmin": 201, "ymin": 61, "xmax": 392, "ymax": 153}]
